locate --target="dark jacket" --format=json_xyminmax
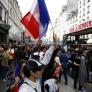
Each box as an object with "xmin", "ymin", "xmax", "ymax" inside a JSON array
[{"xmin": 59, "ymin": 52, "xmax": 69, "ymax": 68}]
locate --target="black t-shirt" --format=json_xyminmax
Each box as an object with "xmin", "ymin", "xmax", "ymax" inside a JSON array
[{"xmin": 73, "ymin": 55, "xmax": 81, "ymax": 71}]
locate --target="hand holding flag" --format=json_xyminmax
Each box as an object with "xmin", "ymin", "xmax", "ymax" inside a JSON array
[{"xmin": 53, "ymin": 31, "xmax": 58, "ymax": 42}]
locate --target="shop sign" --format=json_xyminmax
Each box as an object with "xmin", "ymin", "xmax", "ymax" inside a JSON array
[{"xmin": 69, "ymin": 21, "xmax": 92, "ymax": 33}]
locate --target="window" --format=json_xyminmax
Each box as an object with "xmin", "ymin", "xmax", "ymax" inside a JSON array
[
  {"xmin": 83, "ymin": 0, "xmax": 85, "ymax": 5},
  {"xmin": 76, "ymin": 16, "xmax": 77, "ymax": 21},
  {"xmin": 87, "ymin": 5, "xmax": 90, "ymax": 14},
  {"xmin": 80, "ymin": 36, "xmax": 82, "ymax": 39},
  {"xmin": 83, "ymin": 8, "xmax": 85, "ymax": 16},
  {"xmin": 0, "ymin": 6, "xmax": 2, "ymax": 20},
  {"xmin": 13, "ymin": 0, "xmax": 15, "ymax": 5},
  {"xmin": 88, "ymin": 0, "xmax": 90, "ymax": 2},
  {"xmin": 87, "ymin": 35, "xmax": 88, "ymax": 37},
  {"xmin": 12, "ymin": 0, "xmax": 14, "ymax": 4},
  {"xmin": 79, "ymin": 21, "xmax": 81, "ymax": 23},
  {"xmin": 80, "ymin": 15, "xmax": 81, "ymax": 18},
  {"xmin": 87, "ymin": 17, "xmax": 89, "ymax": 21},
  {"xmin": 80, "ymin": 1, "xmax": 81, "ymax": 8},
  {"xmin": 83, "ymin": 19, "xmax": 85, "ymax": 22},
  {"xmin": 4, "ymin": 11, "xmax": 7, "ymax": 23},
  {"xmin": 10, "ymin": 8, "xmax": 12, "ymax": 15},
  {"xmin": 83, "ymin": 35, "xmax": 85, "ymax": 39},
  {"xmin": 79, "ymin": 11, "xmax": 81, "ymax": 18}
]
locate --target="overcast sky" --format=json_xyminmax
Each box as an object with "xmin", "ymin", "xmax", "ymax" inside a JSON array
[
  {"xmin": 17, "ymin": 0, "xmax": 67, "ymax": 40},
  {"xmin": 17, "ymin": 0, "xmax": 67, "ymax": 23}
]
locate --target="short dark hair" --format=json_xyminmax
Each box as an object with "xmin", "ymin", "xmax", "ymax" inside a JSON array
[
  {"xmin": 23, "ymin": 65, "xmax": 31, "ymax": 78},
  {"xmin": 40, "ymin": 46, "xmax": 46, "ymax": 51},
  {"xmin": 19, "ymin": 59, "xmax": 26, "ymax": 69},
  {"xmin": 23, "ymin": 60, "xmax": 44, "ymax": 78},
  {"xmin": 44, "ymin": 84, "xmax": 49, "ymax": 92}
]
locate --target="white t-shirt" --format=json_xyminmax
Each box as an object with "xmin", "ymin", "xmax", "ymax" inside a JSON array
[
  {"xmin": 19, "ymin": 78, "xmax": 41, "ymax": 92},
  {"xmin": 40, "ymin": 46, "xmax": 55, "ymax": 65},
  {"xmin": 39, "ymin": 52, "xmax": 45, "ymax": 61},
  {"xmin": 44, "ymin": 78, "xmax": 58, "ymax": 92}
]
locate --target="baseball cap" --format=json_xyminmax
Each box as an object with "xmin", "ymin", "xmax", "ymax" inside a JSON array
[{"xmin": 25, "ymin": 59, "xmax": 45, "ymax": 71}]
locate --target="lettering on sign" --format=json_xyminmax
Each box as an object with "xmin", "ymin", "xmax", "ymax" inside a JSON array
[{"xmin": 69, "ymin": 21, "xmax": 92, "ymax": 33}]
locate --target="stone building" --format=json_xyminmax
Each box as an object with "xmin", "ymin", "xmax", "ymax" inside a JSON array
[
  {"xmin": 0, "ymin": 0, "xmax": 24, "ymax": 43},
  {"xmin": 0, "ymin": 0, "xmax": 10, "ymax": 42}
]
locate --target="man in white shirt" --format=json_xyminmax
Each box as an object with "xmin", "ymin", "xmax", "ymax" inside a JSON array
[
  {"xmin": 19, "ymin": 32, "xmax": 58, "ymax": 92},
  {"xmin": 29, "ymin": 45, "xmax": 55, "ymax": 65},
  {"xmin": 19, "ymin": 44, "xmax": 55, "ymax": 92},
  {"xmin": 19, "ymin": 59, "xmax": 45, "ymax": 92}
]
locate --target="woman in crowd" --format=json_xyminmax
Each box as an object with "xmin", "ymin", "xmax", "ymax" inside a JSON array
[
  {"xmin": 71, "ymin": 50, "xmax": 81, "ymax": 90},
  {"xmin": 79, "ymin": 50, "xmax": 87, "ymax": 91},
  {"xmin": 41, "ymin": 48, "xmax": 61, "ymax": 92}
]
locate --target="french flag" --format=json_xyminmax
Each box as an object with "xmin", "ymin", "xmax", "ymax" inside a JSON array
[{"xmin": 21, "ymin": 0, "xmax": 50, "ymax": 39}]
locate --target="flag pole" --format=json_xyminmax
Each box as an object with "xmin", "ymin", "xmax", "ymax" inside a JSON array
[{"xmin": 49, "ymin": 20, "xmax": 56, "ymax": 43}]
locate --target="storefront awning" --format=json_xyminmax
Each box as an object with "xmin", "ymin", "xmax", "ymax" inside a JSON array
[
  {"xmin": 67, "ymin": 27, "xmax": 92, "ymax": 36},
  {"xmin": 67, "ymin": 21, "xmax": 92, "ymax": 36},
  {"xmin": 0, "ymin": 24, "xmax": 10, "ymax": 30},
  {"xmin": 0, "ymin": 24, "xmax": 10, "ymax": 34}
]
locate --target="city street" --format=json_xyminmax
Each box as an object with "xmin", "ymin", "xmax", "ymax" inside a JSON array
[
  {"xmin": 0, "ymin": 79, "xmax": 6, "ymax": 92},
  {"xmin": 59, "ymin": 76, "xmax": 86, "ymax": 92},
  {"xmin": 0, "ymin": 75, "xmax": 88, "ymax": 92},
  {"xmin": 0, "ymin": 76, "xmax": 82, "ymax": 92},
  {"xmin": 0, "ymin": 0, "xmax": 92, "ymax": 92}
]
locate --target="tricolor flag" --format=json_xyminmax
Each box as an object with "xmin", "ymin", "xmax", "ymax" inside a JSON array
[{"xmin": 21, "ymin": 0, "xmax": 50, "ymax": 39}]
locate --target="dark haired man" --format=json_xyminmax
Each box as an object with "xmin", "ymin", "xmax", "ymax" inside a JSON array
[{"xmin": 19, "ymin": 59, "xmax": 45, "ymax": 92}]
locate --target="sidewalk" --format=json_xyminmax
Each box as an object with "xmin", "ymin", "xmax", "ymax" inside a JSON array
[
  {"xmin": 84, "ymin": 83, "xmax": 92, "ymax": 92},
  {"xmin": 59, "ymin": 76, "xmax": 86, "ymax": 92},
  {"xmin": 0, "ymin": 79, "xmax": 6, "ymax": 92}
]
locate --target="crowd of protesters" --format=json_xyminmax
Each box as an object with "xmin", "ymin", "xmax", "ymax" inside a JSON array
[
  {"xmin": 0, "ymin": 41, "xmax": 92, "ymax": 92},
  {"xmin": 66, "ymin": 45, "xmax": 92, "ymax": 91}
]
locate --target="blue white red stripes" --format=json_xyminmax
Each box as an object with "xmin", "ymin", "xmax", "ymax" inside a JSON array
[{"xmin": 21, "ymin": 0, "xmax": 50, "ymax": 39}]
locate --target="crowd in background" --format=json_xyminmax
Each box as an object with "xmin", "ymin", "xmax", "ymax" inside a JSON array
[{"xmin": 0, "ymin": 42, "xmax": 92, "ymax": 92}]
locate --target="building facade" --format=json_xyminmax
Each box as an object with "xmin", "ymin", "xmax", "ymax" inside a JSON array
[
  {"xmin": 66, "ymin": 0, "xmax": 78, "ymax": 41},
  {"xmin": 52, "ymin": 6, "xmax": 67, "ymax": 42},
  {"xmin": 0, "ymin": 0, "xmax": 10, "ymax": 42},
  {"xmin": 0, "ymin": 0, "xmax": 24, "ymax": 43},
  {"xmin": 67, "ymin": 0, "xmax": 78, "ymax": 20},
  {"xmin": 53, "ymin": 0, "xmax": 92, "ymax": 45},
  {"xmin": 66, "ymin": 0, "xmax": 92, "ymax": 44},
  {"xmin": 78, "ymin": 0, "xmax": 92, "ymax": 41},
  {"xmin": 78, "ymin": 0, "xmax": 92, "ymax": 24}
]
